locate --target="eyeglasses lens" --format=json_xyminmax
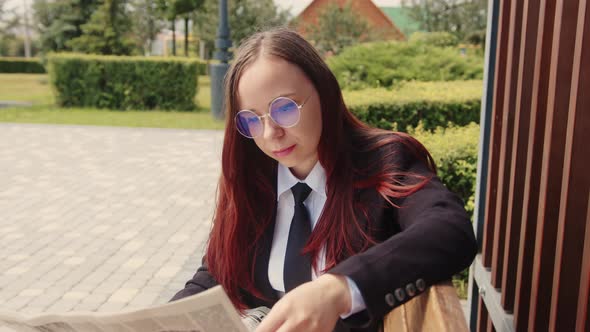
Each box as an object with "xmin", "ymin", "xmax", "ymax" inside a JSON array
[
  {"xmin": 236, "ymin": 111, "xmax": 263, "ymax": 138},
  {"xmin": 270, "ymin": 97, "xmax": 300, "ymax": 127},
  {"xmin": 235, "ymin": 97, "xmax": 302, "ymax": 138}
]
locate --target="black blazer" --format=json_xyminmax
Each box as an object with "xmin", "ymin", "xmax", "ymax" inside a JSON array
[{"xmin": 171, "ymin": 139, "xmax": 477, "ymax": 332}]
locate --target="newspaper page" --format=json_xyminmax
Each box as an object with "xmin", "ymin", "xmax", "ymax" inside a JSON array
[{"xmin": 0, "ymin": 286, "xmax": 268, "ymax": 332}]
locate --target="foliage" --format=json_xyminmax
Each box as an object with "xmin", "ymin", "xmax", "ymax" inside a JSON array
[
  {"xmin": 67, "ymin": 0, "xmax": 136, "ymax": 55},
  {"xmin": 32, "ymin": 0, "xmax": 204, "ymax": 56},
  {"xmin": 173, "ymin": 0, "xmax": 205, "ymax": 15},
  {"xmin": 413, "ymin": 116, "xmax": 478, "ymax": 299},
  {"xmin": 0, "ymin": 36, "xmax": 43, "ymax": 57},
  {"xmin": 48, "ymin": 53, "xmax": 199, "ymax": 110},
  {"xmin": 344, "ymin": 80, "xmax": 482, "ymax": 131},
  {"xmin": 0, "ymin": 73, "xmax": 220, "ymax": 129},
  {"xmin": 465, "ymin": 29, "xmax": 487, "ymax": 47},
  {"xmin": 0, "ymin": 57, "xmax": 46, "ymax": 73},
  {"xmin": 408, "ymin": 31, "xmax": 459, "ymax": 47},
  {"xmin": 329, "ymin": 41, "xmax": 483, "ymax": 90},
  {"xmin": 32, "ymin": 0, "xmax": 99, "ymax": 53},
  {"xmin": 0, "ymin": 73, "xmax": 211, "ymax": 109},
  {"xmin": 157, "ymin": 0, "xmax": 203, "ymax": 20},
  {"xmin": 306, "ymin": 1, "xmax": 376, "ymax": 56},
  {"xmin": 410, "ymin": 122, "xmax": 480, "ymax": 218},
  {"xmin": 129, "ymin": 0, "xmax": 166, "ymax": 55},
  {"xmin": 156, "ymin": 0, "xmax": 204, "ymax": 56},
  {"xmin": 0, "ymin": 0, "xmax": 20, "ymax": 55},
  {"xmin": 191, "ymin": 0, "xmax": 289, "ymax": 59},
  {"xmin": 401, "ymin": 0, "xmax": 487, "ymax": 43},
  {"xmin": 0, "ymin": 0, "xmax": 18, "ymax": 29}
]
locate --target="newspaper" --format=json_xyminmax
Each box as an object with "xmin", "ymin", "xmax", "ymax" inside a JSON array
[{"xmin": 0, "ymin": 286, "xmax": 269, "ymax": 332}]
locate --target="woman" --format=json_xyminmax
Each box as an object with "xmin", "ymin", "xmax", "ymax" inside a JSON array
[{"xmin": 172, "ymin": 27, "xmax": 477, "ymax": 332}]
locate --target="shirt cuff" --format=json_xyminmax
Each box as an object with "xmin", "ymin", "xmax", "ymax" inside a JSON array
[{"xmin": 340, "ymin": 276, "xmax": 367, "ymax": 319}]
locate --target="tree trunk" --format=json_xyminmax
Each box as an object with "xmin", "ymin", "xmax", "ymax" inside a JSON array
[
  {"xmin": 171, "ymin": 18, "xmax": 176, "ymax": 56},
  {"xmin": 184, "ymin": 17, "xmax": 189, "ymax": 57}
]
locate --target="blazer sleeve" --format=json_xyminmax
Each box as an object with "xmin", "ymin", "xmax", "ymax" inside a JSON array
[
  {"xmin": 169, "ymin": 257, "xmax": 219, "ymax": 301},
  {"xmin": 328, "ymin": 143, "xmax": 477, "ymax": 328}
]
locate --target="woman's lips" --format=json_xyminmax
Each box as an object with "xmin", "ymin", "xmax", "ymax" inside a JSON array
[{"xmin": 273, "ymin": 144, "xmax": 296, "ymax": 157}]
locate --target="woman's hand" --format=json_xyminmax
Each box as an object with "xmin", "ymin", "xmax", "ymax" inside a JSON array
[{"xmin": 255, "ymin": 274, "xmax": 352, "ymax": 332}]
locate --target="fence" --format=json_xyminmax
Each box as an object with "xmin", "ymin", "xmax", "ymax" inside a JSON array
[{"xmin": 468, "ymin": 0, "xmax": 589, "ymax": 331}]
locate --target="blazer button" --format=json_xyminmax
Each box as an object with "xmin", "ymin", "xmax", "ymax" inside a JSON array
[
  {"xmin": 406, "ymin": 283, "xmax": 417, "ymax": 297},
  {"xmin": 385, "ymin": 293, "xmax": 396, "ymax": 307},
  {"xmin": 394, "ymin": 288, "xmax": 406, "ymax": 302},
  {"xmin": 416, "ymin": 279, "xmax": 426, "ymax": 292}
]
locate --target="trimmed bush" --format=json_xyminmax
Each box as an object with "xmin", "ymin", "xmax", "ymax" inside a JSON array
[
  {"xmin": 411, "ymin": 122, "xmax": 480, "ymax": 300},
  {"xmin": 344, "ymin": 80, "xmax": 482, "ymax": 131},
  {"xmin": 195, "ymin": 59, "xmax": 208, "ymax": 75},
  {"xmin": 327, "ymin": 40, "xmax": 484, "ymax": 90},
  {"xmin": 410, "ymin": 122, "xmax": 480, "ymax": 218},
  {"xmin": 47, "ymin": 53, "xmax": 200, "ymax": 111},
  {"xmin": 0, "ymin": 57, "xmax": 46, "ymax": 73},
  {"xmin": 409, "ymin": 31, "xmax": 460, "ymax": 48}
]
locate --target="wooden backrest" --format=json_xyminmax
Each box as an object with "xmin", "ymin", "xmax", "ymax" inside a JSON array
[{"xmin": 383, "ymin": 281, "xmax": 468, "ymax": 332}]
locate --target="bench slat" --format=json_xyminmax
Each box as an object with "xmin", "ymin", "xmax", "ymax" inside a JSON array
[{"xmin": 383, "ymin": 281, "xmax": 468, "ymax": 332}]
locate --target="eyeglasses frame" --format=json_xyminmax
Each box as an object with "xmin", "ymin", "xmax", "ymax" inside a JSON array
[{"xmin": 234, "ymin": 94, "xmax": 312, "ymax": 139}]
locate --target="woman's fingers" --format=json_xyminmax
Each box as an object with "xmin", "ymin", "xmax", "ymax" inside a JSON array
[
  {"xmin": 255, "ymin": 306, "xmax": 286, "ymax": 332},
  {"xmin": 255, "ymin": 277, "xmax": 346, "ymax": 331}
]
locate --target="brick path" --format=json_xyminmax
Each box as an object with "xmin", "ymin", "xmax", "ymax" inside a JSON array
[{"xmin": 0, "ymin": 123, "xmax": 223, "ymax": 316}]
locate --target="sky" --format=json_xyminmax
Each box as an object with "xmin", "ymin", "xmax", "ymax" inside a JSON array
[{"xmin": 6, "ymin": 0, "xmax": 404, "ymax": 16}]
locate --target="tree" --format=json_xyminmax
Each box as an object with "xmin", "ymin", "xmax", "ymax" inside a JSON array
[
  {"xmin": 0, "ymin": 0, "xmax": 19, "ymax": 34},
  {"xmin": 174, "ymin": 0, "xmax": 204, "ymax": 56},
  {"xmin": 155, "ymin": 0, "xmax": 203, "ymax": 56},
  {"xmin": 129, "ymin": 0, "xmax": 165, "ymax": 55},
  {"xmin": 156, "ymin": 0, "xmax": 178, "ymax": 55},
  {"xmin": 191, "ymin": 0, "xmax": 289, "ymax": 59},
  {"xmin": 0, "ymin": 0, "xmax": 20, "ymax": 55},
  {"xmin": 32, "ymin": 0, "xmax": 99, "ymax": 53},
  {"xmin": 68, "ymin": 0, "xmax": 136, "ymax": 55},
  {"xmin": 307, "ymin": 1, "xmax": 376, "ymax": 56},
  {"xmin": 401, "ymin": 0, "xmax": 487, "ymax": 42}
]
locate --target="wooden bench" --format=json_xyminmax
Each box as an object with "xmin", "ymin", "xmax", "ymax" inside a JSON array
[{"xmin": 383, "ymin": 281, "xmax": 468, "ymax": 332}]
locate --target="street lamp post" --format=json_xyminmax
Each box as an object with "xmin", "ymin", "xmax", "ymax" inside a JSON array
[{"xmin": 210, "ymin": 0, "xmax": 232, "ymax": 120}]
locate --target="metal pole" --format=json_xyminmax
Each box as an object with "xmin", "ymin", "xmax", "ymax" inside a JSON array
[
  {"xmin": 467, "ymin": 0, "xmax": 501, "ymax": 330},
  {"xmin": 209, "ymin": 0, "xmax": 232, "ymax": 120}
]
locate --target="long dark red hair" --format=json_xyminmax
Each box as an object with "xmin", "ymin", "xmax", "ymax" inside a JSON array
[{"xmin": 206, "ymin": 27, "xmax": 436, "ymax": 310}]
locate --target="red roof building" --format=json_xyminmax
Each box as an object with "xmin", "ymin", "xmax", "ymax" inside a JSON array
[{"xmin": 296, "ymin": 0, "xmax": 406, "ymax": 41}]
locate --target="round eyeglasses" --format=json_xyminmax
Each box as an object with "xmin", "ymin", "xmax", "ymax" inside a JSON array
[{"xmin": 235, "ymin": 95, "xmax": 311, "ymax": 138}]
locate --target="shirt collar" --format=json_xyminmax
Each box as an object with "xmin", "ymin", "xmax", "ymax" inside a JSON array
[{"xmin": 277, "ymin": 161, "xmax": 327, "ymax": 199}]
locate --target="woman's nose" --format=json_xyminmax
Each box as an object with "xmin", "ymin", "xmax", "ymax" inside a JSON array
[{"xmin": 262, "ymin": 116, "xmax": 283, "ymax": 140}]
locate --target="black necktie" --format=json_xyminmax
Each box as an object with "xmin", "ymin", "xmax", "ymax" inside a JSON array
[{"xmin": 284, "ymin": 182, "xmax": 313, "ymax": 292}]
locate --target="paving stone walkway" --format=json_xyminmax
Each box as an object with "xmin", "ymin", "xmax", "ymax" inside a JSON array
[
  {"xmin": 0, "ymin": 123, "xmax": 224, "ymax": 316},
  {"xmin": 0, "ymin": 123, "xmax": 473, "ymax": 329}
]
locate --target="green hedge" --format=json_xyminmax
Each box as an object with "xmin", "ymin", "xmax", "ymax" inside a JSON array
[
  {"xmin": 344, "ymin": 80, "xmax": 482, "ymax": 131},
  {"xmin": 0, "ymin": 57, "xmax": 46, "ymax": 73},
  {"xmin": 412, "ymin": 122, "xmax": 479, "ymax": 298},
  {"xmin": 411, "ymin": 122, "xmax": 480, "ymax": 218},
  {"xmin": 408, "ymin": 32, "xmax": 460, "ymax": 48},
  {"xmin": 327, "ymin": 40, "xmax": 484, "ymax": 90},
  {"xmin": 195, "ymin": 59, "xmax": 208, "ymax": 75},
  {"xmin": 47, "ymin": 53, "xmax": 200, "ymax": 111}
]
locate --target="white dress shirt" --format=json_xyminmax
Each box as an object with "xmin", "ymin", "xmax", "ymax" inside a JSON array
[{"xmin": 268, "ymin": 162, "xmax": 366, "ymax": 318}]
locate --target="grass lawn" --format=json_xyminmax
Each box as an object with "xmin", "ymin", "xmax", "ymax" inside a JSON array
[
  {"xmin": 0, "ymin": 74, "xmax": 54, "ymax": 104},
  {"xmin": 0, "ymin": 74, "xmax": 225, "ymax": 130}
]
